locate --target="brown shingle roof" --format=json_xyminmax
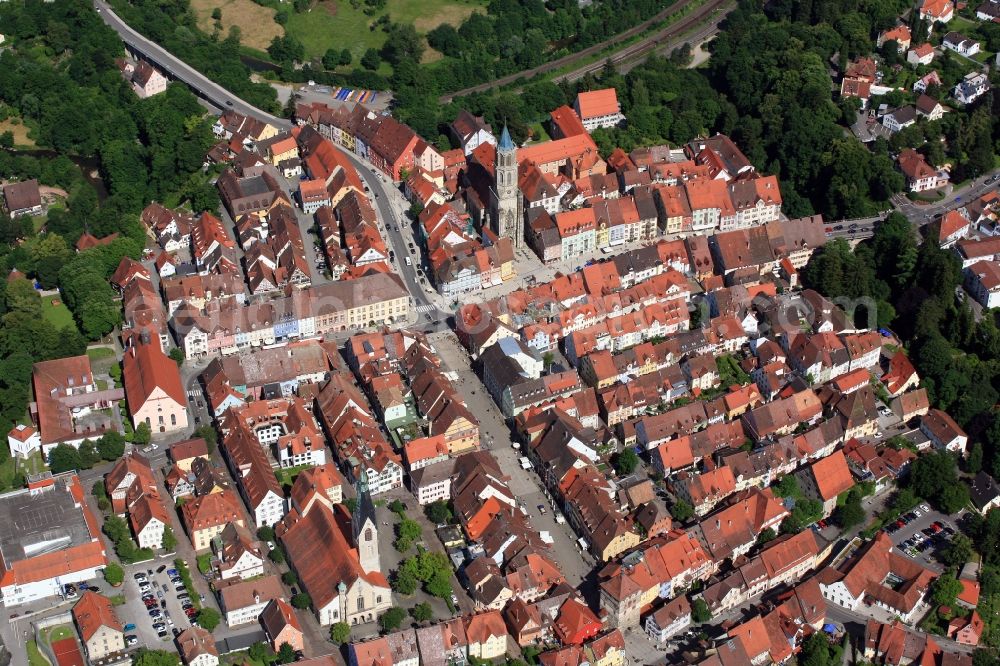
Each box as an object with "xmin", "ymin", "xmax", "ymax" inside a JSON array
[
  {"xmin": 3, "ymin": 179, "xmax": 41, "ymax": 212},
  {"xmin": 177, "ymin": 626, "xmax": 218, "ymax": 663}
]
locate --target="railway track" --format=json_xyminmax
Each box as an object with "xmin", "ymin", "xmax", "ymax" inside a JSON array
[
  {"xmin": 437, "ymin": 0, "xmax": 716, "ymax": 103},
  {"xmin": 559, "ymin": 0, "xmax": 734, "ymax": 82}
]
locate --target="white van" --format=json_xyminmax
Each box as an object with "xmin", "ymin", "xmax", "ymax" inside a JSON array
[{"xmin": 519, "ymin": 456, "xmax": 532, "ymax": 470}]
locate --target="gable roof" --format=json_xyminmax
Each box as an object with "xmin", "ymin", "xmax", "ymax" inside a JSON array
[
  {"xmin": 73, "ymin": 591, "xmax": 121, "ymax": 642},
  {"xmin": 177, "ymin": 626, "xmax": 218, "ymax": 663},
  {"xmin": 464, "ymin": 610, "xmax": 507, "ymax": 644},
  {"xmin": 575, "ymin": 88, "xmax": 620, "ymax": 119},
  {"xmin": 170, "ymin": 438, "xmax": 208, "ymax": 463},
  {"xmin": 276, "ymin": 503, "xmax": 389, "ymax": 610},
  {"xmin": 810, "ymin": 450, "xmax": 854, "ymax": 501},
  {"xmin": 3, "ymin": 179, "xmax": 41, "ymax": 212},
  {"xmin": 123, "ymin": 335, "xmax": 186, "ymax": 413},
  {"xmin": 898, "ymin": 148, "xmax": 936, "ymax": 182},
  {"xmin": 260, "ymin": 598, "xmax": 302, "ymax": 641},
  {"xmin": 181, "ymin": 489, "xmax": 243, "ymax": 531}
]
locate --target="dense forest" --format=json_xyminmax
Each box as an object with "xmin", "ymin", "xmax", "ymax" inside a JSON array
[{"xmin": 0, "ymin": 0, "xmax": 216, "ymax": 463}]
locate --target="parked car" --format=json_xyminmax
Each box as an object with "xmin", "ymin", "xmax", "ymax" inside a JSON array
[
  {"xmin": 123, "ymin": 624, "xmax": 136, "ymax": 632},
  {"xmin": 125, "ymin": 636, "xmax": 138, "ymax": 647}
]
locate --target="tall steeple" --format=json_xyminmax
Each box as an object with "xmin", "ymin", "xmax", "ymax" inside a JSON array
[
  {"xmin": 493, "ymin": 124, "xmax": 523, "ymax": 249},
  {"xmin": 499, "ymin": 124, "xmax": 514, "ymax": 152},
  {"xmin": 351, "ymin": 473, "xmax": 379, "ymax": 574}
]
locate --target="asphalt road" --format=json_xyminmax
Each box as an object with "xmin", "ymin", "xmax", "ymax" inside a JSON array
[
  {"xmin": 94, "ymin": 0, "xmax": 285, "ymax": 128},
  {"xmin": 339, "ymin": 158, "xmax": 446, "ymax": 322},
  {"xmin": 893, "ymin": 171, "xmax": 1000, "ymax": 226},
  {"xmin": 427, "ymin": 331, "xmax": 594, "ymax": 586}
]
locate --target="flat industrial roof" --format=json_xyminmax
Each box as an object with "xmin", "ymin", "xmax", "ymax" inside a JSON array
[{"xmin": 0, "ymin": 479, "xmax": 94, "ymax": 564}]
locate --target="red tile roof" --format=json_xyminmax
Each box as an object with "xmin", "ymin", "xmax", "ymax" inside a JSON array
[
  {"xmin": 518, "ymin": 135, "xmax": 600, "ymax": 172},
  {"xmin": 181, "ymin": 489, "xmax": 244, "ymax": 532},
  {"xmin": 958, "ymin": 579, "xmax": 980, "ymax": 607},
  {"xmin": 170, "ymin": 438, "xmax": 208, "ymax": 463},
  {"xmin": 123, "ymin": 335, "xmax": 186, "ymax": 413},
  {"xmin": 939, "ymin": 210, "xmax": 970, "ymax": 242},
  {"xmin": 403, "ymin": 435, "xmax": 449, "ymax": 466},
  {"xmin": 550, "ymin": 105, "xmax": 588, "ymax": 138},
  {"xmin": 576, "ymin": 88, "xmax": 620, "ymax": 119},
  {"xmin": 32, "ymin": 355, "xmax": 104, "ymax": 445},
  {"xmin": 260, "ymin": 598, "xmax": 302, "ymax": 641},
  {"xmin": 275, "ymin": 503, "xmax": 389, "ymax": 610},
  {"xmin": 177, "ymin": 626, "xmax": 218, "ymax": 663},
  {"xmin": 881, "ymin": 25, "xmax": 911, "ymax": 43},
  {"xmin": 810, "ymin": 450, "xmax": 855, "ymax": 501},
  {"xmin": 464, "ymin": 609, "xmax": 508, "ymax": 645},
  {"xmin": 552, "ymin": 598, "xmax": 601, "ymax": 645},
  {"xmin": 73, "ymin": 591, "xmax": 122, "ymax": 642},
  {"xmin": 898, "ymin": 148, "xmax": 936, "ymax": 182}
]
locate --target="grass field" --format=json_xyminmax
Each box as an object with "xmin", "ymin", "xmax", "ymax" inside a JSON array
[
  {"xmin": 948, "ymin": 15, "xmax": 978, "ymax": 34},
  {"xmin": 190, "ymin": 0, "xmax": 284, "ymax": 51},
  {"xmin": 27, "ymin": 641, "xmax": 49, "ymax": 666},
  {"xmin": 527, "ymin": 122, "xmax": 551, "ymax": 143},
  {"xmin": 39, "ymin": 295, "xmax": 77, "ymax": 332},
  {"xmin": 19, "ymin": 451, "xmax": 46, "ymax": 477},
  {"xmin": 274, "ymin": 463, "xmax": 311, "ymax": 488},
  {"xmin": 87, "ymin": 346, "xmax": 116, "ymax": 361},
  {"xmin": 41, "ymin": 626, "xmax": 74, "ymax": 646},
  {"xmin": 286, "ymin": 0, "xmax": 485, "ymax": 61},
  {"xmin": 0, "ymin": 117, "xmax": 36, "ymax": 148}
]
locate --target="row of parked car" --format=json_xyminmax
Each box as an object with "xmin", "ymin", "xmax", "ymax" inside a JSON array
[
  {"xmin": 900, "ymin": 522, "xmax": 956, "ymax": 558},
  {"xmin": 62, "ymin": 580, "xmax": 102, "ymax": 600},
  {"xmin": 136, "ymin": 566, "xmax": 197, "ymax": 641},
  {"xmin": 883, "ymin": 504, "xmax": 932, "ymax": 534}
]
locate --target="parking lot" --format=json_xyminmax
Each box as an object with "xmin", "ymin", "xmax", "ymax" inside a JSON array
[
  {"xmin": 884, "ymin": 505, "xmax": 965, "ymax": 573},
  {"xmin": 121, "ymin": 562, "xmax": 200, "ymax": 649}
]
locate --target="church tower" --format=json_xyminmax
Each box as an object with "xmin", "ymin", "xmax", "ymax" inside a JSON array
[
  {"xmin": 351, "ymin": 474, "xmax": 379, "ymax": 574},
  {"xmin": 493, "ymin": 125, "xmax": 523, "ymax": 248}
]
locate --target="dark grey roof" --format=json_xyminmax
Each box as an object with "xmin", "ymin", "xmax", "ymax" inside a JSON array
[
  {"xmin": 0, "ymin": 475, "xmax": 94, "ymax": 563},
  {"xmin": 970, "ymin": 471, "xmax": 1000, "ymax": 510}
]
